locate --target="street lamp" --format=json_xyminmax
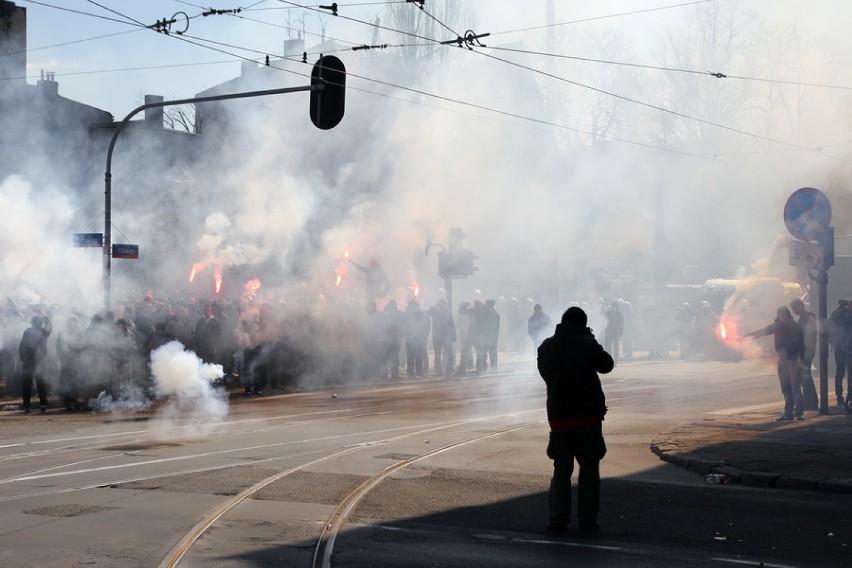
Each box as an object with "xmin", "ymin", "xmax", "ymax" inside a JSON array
[{"xmin": 102, "ymin": 56, "xmax": 346, "ymax": 312}]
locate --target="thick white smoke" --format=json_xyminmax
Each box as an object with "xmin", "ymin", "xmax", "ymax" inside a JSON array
[{"xmin": 148, "ymin": 341, "xmax": 229, "ymax": 438}]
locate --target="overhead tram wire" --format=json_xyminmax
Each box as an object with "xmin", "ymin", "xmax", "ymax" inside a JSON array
[
  {"xmin": 464, "ymin": 48, "xmax": 844, "ymax": 162},
  {"xmin": 21, "ymin": 0, "xmax": 143, "ymax": 26},
  {"xmin": 2, "ymin": 60, "xmax": 242, "ymax": 83},
  {"xmin": 1, "ymin": 28, "xmax": 144, "ymax": 57},
  {"xmin": 487, "ymin": 0, "xmax": 714, "ymax": 38},
  {"xmin": 269, "ymin": 0, "xmax": 846, "ymax": 162},
  {"xmin": 23, "ymin": 0, "xmax": 720, "ymax": 163},
  {"xmin": 484, "ymin": 45, "xmax": 852, "ymax": 93}
]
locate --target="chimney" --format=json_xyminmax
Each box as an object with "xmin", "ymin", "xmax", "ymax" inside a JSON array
[
  {"xmin": 0, "ymin": 1, "xmax": 27, "ymax": 88},
  {"xmin": 241, "ymin": 60, "xmax": 258, "ymax": 76},
  {"xmin": 36, "ymin": 70, "xmax": 58, "ymax": 97},
  {"xmin": 282, "ymin": 38, "xmax": 304, "ymax": 58},
  {"xmin": 144, "ymin": 94, "xmax": 164, "ymax": 129}
]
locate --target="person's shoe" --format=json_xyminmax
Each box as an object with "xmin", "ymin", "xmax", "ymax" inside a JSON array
[
  {"xmin": 545, "ymin": 520, "xmax": 568, "ymax": 534},
  {"xmin": 40, "ymin": 405, "xmax": 46, "ymax": 414},
  {"xmin": 579, "ymin": 521, "xmax": 600, "ymax": 531},
  {"xmin": 838, "ymin": 396, "xmax": 846, "ymax": 407},
  {"xmin": 776, "ymin": 414, "xmax": 793, "ymax": 422},
  {"xmin": 795, "ymin": 411, "xmax": 805, "ymax": 421},
  {"xmin": 23, "ymin": 406, "xmax": 30, "ymax": 414}
]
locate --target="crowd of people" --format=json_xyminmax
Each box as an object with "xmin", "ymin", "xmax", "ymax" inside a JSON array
[
  {"xmin": 0, "ymin": 289, "xmax": 570, "ymax": 412},
  {"xmin": 8, "ymin": 281, "xmax": 829, "ymax": 415}
]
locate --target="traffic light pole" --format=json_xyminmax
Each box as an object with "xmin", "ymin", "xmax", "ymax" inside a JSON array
[
  {"xmin": 103, "ymin": 84, "xmax": 322, "ymax": 313},
  {"xmin": 817, "ymin": 266, "xmax": 829, "ymax": 415}
]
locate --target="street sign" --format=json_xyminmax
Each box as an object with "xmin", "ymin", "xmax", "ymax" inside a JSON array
[
  {"xmin": 112, "ymin": 244, "xmax": 139, "ymax": 259},
  {"xmin": 789, "ymin": 240, "xmax": 824, "ymax": 270},
  {"xmin": 73, "ymin": 233, "xmax": 103, "ymax": 247},
  {"xmin": 783, "ymin": 187, "xmax": 831, "ymax": 242}
]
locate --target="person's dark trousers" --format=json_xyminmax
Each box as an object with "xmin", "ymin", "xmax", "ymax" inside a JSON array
[
  {"xmin": 835, "ymin": 345, "xmax": 847, "ymax": 399},
  {"xmin": 21, "ymin": 367, "xmax": 48, "ymax": 411},
  {"xmin": 485, "ymin": 342, "xmax": 498, "ymax": 371},
  {"xmin": 433, "ymin": 338, "xmax": 454, "ymax": 375},
  {"xmin": 546, "ymin": 423, "xmax": 607, "ymax": 527}
]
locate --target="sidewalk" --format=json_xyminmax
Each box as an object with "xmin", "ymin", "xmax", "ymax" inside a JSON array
[{"xmin": 651, "ymin": 405, "xmax": 852, "ymax": 494}]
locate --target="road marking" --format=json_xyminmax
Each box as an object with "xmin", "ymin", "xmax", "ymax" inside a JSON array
[{"xmin": 708, "ymin": 402, "xmax": 779, "ymax": 415}]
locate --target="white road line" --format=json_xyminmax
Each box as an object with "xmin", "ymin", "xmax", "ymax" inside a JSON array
[{"xmin": 708, "ymin": 402, "xmax": 779, "ymax": 415}]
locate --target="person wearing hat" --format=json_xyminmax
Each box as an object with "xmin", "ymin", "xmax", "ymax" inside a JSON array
[{"xmin": 829, "ymin": 299, "xmax": 851, "ymax": 407}]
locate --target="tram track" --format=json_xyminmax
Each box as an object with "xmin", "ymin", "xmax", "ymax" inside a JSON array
[{"xmin": 156, "ymin": 413, "xmax": 539, "ymax": 567}]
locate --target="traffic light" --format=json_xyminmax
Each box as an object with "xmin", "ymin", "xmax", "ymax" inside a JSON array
[
  {"xmin": 438, "ymin": 250, "xmax": 478, "ymax": 278},
  {"xmin": 448, "ymin": 227, "xmax": 466, "ymax": 254},
  {"xmin": 459, "ymin": 250, "xmax": 478, "ymax": 276},
  {"xmin": 310, "ymin": 55, "xmax": 346, "ymax": 130},
  {"xmin": 438, "ymin": 250, "xmax": 451, "ymax": 279}
]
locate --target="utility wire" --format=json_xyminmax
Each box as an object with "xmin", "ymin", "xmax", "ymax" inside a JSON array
[
  {"xmin": 16, "ymin": 0, "xmax": 825, "ymax": 163},
  {"xmin": 21, "ymin": 0, "xmax": 140, "ymax": 26},
  {"xmin": 468, "ymin": 45, "xmax": 841, "ymax": 159},
  {"xmin": 4, "ymin": 59, "xmax": 241, "ymax": 82},
  {"xmin": 484, "ymin": 45, "xmax": 852, "ymax": 92},
  {"xmin": 488, "ymin": 0, "xmax": 714, "ymax": 37},
  {"xmin": 85, "ymin": 0, "xmax": 148, "ymax": 28},
  {"xmin": 0, "ymin": 28, "xmax": 143, "ymax": 57}
]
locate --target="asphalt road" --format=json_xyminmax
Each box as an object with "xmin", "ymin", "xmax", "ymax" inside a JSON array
[{"xmin": 0, "ymin": 355, "xmax": 849, "ymax": 567}]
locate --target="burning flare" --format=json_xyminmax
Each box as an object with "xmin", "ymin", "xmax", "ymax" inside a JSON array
[
  {"xmin": 214, "ymin": 272, "xmax": 223, "ymax": 295},
  {"xmin": 407, "ymin": 271, "xmax": 420, "ymax": 300},
  {"xmin": 335, "ymin": 262, "xmax": 348, "ymax": 287},
  {"xmin": 716, "ymin": 315, "xmax": 738, "ymax": 341}
]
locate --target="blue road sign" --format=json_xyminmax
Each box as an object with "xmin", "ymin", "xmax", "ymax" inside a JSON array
[
  {"xmin": 112, "ymin": 244, "xmax": 139, "ymax": 259},
  {"xmin": 73, "ymin": 233, "xmax": 103, "ymax": 247},
  {"xmin": 783, "ymin": 187, "xmax": 831, "ymax": 242}
]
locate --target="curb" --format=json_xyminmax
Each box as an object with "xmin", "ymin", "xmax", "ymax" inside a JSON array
[{"xmin": 651, "ymin": 436, "xmax": 852, "ymax": 495}]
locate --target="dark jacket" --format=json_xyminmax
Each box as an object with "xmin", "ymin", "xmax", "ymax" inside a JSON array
[
  {"xmin": 19, "ymin": 318, "xmax": 50, "ymax": 372},
  {"xmin": 752, "ymin": 318, "xmax": 804, "ymax": 361},
  {"xmin": 797, "ymin": 311, "xmax": 817, "ymax": 361},
  {"xmin": 537, "ymin": 322, "xmax": 614, "ymax": 429},
  {"xmin": 428, "ymin": 305, "xmax": 456, "ymax": 343}
]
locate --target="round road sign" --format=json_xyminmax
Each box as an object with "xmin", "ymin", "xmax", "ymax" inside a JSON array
[{"xmin": 783, "ymin": 187, "xmax": 831, "ymax": 242}]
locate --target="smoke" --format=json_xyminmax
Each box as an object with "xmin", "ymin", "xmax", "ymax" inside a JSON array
[
  {"xmin": 92, "ymin": 384, "xmax": 152, "ymax": 413},
  {"xmin": 3, "ymin": 1, "xmax": 852, "ymax": 384},
  {"xmin": 147, "ymin": 341, "xmax": 229, "ymax": 438}
]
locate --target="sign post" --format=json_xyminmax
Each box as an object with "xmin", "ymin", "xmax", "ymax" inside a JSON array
[{"xmin": 784, "ymin": 187, "xmax": 833, "ymax": 415}]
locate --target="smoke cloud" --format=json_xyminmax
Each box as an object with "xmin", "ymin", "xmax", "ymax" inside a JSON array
[
  {"xmin": 2, "ymin": 1, "xmax": 852, "ymax": 382},
  {"xmin": 148, "ymin": 341, "xmax": 228, "ymax": 437}
]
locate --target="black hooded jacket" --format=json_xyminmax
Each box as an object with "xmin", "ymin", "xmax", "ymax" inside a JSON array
[{"xmin": 537, "ymin": 322, "xmax": 614, "ymax": 429}]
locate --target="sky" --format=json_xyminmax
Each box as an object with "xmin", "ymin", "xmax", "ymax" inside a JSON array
[{"xmin": 6, "ymin": 0, "xmax": 852, "ymax": 326}]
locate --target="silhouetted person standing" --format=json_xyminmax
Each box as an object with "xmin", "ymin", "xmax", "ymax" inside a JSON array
[
  {"xmin": 790, "ymin": 299, "xmax": 818, "ymax": 410},
  {"xmin": 742, "ymin": 306, "xmax": 805, "ymax": 421},
  {"xmin": 57, "ymin": 316, "xmax": 83, "ymax": 411},
  {"xmin": 829, "ymin": 299, "xmax": 851, "ymax": 407},
  {"xmin": 428, "ymin": 299, "xmax": 456, "ymax": 376},
  {"xmin": 349, "ymin": 258, "xmax": 391, "ymax": 306},
  {"xmin": 19, "ymin": 315, "xmax": 52, "ymax": 413},
  {"xmin": 527, "ymin": 303, "xmax": 552, "ymax": 350},
  {"xmin": 194, "ymin": 304, "xmax": 222, "ymax": 365},
  {"xmin": 603, "ymin": 302, "xmax": 623, "ymax": 364},
  {"xmin": 537, "ymin": 306, "xmax": 613, "ymax": 533}
]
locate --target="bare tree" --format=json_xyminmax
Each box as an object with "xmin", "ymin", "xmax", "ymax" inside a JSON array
[
  {"xmin": 382, "ymin": 0, "xmax": 475, "ymax": 88},
  {"xmin": 164, "ymin": 104, "xmax": 202, "ymax": 134}
]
